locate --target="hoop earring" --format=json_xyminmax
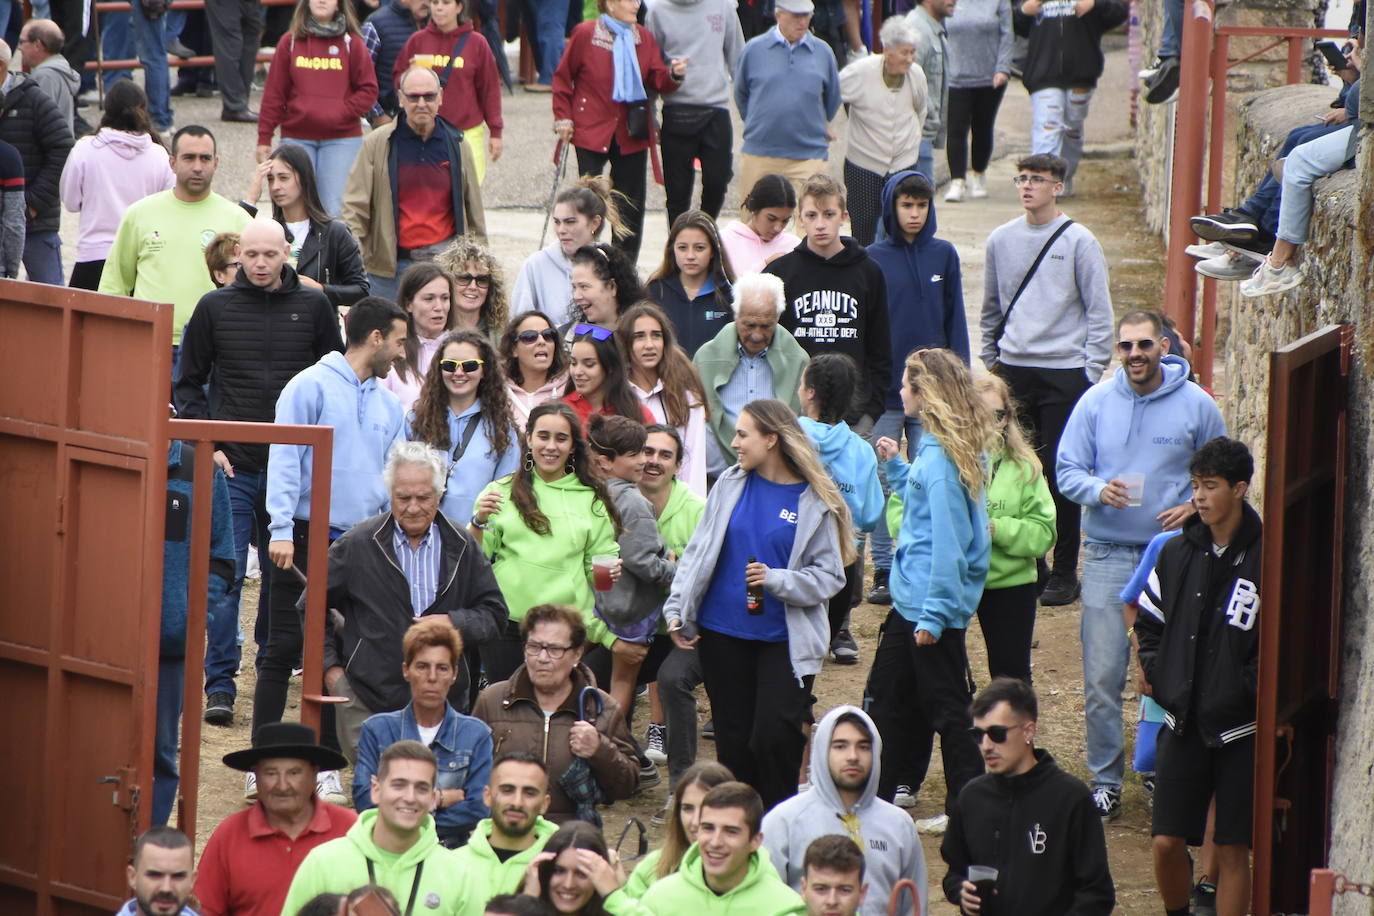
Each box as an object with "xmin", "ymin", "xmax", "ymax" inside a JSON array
[
  {"xmin": 524, "ymin": 452, "xmax": 534, "ymax": 472},
  {"xmin": 565, "ymin": 457, "xmax": 576, "ymax": 475}
]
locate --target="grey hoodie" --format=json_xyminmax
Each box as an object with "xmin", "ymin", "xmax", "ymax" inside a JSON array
[
  {"xmin": 762, "ymin": 705, "xmax": 929, "ymax": 916},
  {"xmin": 645, "ymin": 0, "xmax": 745, "ymax": 109},
  {"xmin": 595, "ymin": 476, "xmax": 676, "ymax": 635},
  {"xmin": 31, "ymin": 55, "xmax": 81, "ymax": 129},
  {"xmin": 663, "ymin": 464, "xmax": 845, "ymax": 681}
]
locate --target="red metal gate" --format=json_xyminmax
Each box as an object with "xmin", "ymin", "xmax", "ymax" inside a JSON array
[{"xmin": 1254, "ymin": 324, "xmax": 1352, "ymax": 914}]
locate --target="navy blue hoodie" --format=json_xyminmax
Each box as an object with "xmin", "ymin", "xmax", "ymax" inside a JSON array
[{"xmin": 866, "ymin": 170, "xmax": 969, "ymax": 411}]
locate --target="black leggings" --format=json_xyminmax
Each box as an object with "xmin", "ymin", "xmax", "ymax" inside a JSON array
[
  {"xmin": 946, "ymin": 83, "xmax": 1008, "ymax": 179},
  {"xmin": 826, "ymin": 560, "xmax": 862, "ymax": 642},
  {"xmin": 976, "ymin": 583, "xmax": 1037, "ymax": 683},
  {"xmin": 576, "ymin": 141, "xmax": 648, "ymax": 261}
]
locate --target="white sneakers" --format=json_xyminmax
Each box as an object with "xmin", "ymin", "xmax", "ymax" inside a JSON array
[
  {"xmin": 968, "ymin": 172, "xmax": 988, "ymax": 198},
  {"xmin": 1240, "ymin": 256, "xmax": 1303, "ymax": 297},
  {"xmin": 244, "ymin": 772, "xmax": 258, "ymax": 801},
  {"xmin": 945, "ymin": 178, "xmax": 966, "ymax": 202},
  {"xmin": 915, "ymin": 813, "xmax": 950, "ymax": 835},
  {"xmin": 316, "ymin": 769, "xmax": 347, "ymax": 805}
]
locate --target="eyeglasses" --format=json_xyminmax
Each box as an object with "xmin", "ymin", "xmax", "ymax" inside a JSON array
[
  {"xmin": 439, "ymin": 358, "xmax": 485, "ymax": 374},
  {"xmin": 516, "ymin": 328, "xmax": 559, "ymax": 345},
  {"xmin": 1116, "ymin": 338, "xmax": 1158, "ymax": 354},
  {"xmin": 455, "ymin": 273, "xmax": 492, "ymax": 289},
  {"xmin": 968, "ymin": 723, "xmax": 1026, "ymax": 744},
  {"xmin": 402, "ymin": 91, "xmax": 439, "ymax": 103},
  {"xmin": 1011, "ymin": 174, "xmax": 1057, "ymax": 187},
  {"xmin": 573, "ymin": 323, "xmax": 614, "ymax": 341},
  {"xmin": 524, "ymin": 641, "xmax": 573, "ymax": 659}
]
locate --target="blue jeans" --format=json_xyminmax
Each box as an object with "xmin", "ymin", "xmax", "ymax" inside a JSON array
[
  {"xmin": 367, "ymin": 267, "xmax": 405, "ymax": 303},
  {"xmin": 207, "ymin": 468, "xmax": 272, "ymax": 697},
  {"xmin": 1276, "ymin": 123, "xmax": 1357, "ymax": 246},
  {"xmin": 530, "ymin": 0, "xmax": 566, "ymax": 84},
  {"xmin": 1030, "ymin": 87, "xmax": 1094, "ymax": 184},
  {"xmin": 23, "ymin": 230, "xmax": 63, "ymax": 284},
  {"xmin": 152, "ymin": 657, "xmax": 184, "ymax": 825},
  {"xmin": 1080, "ymin": 539, "xmax": 1143, "ymax": 789},
  {"xmin": 280, "ymin": 136, "xmax": 364, "ymax": 218},
  {"xmin": 1158, "ymin": 0, "xmax": 1184, "ymax": 59},
  {"xmin": 868, "ymin": 408, "xmax": 922, "ymax": 571},
  {"xmin": 1240, "ymin": 121, "xmax": 1346, "ymax": 236},
  {"xmin": 101, "ymin": 12, "xmax": 135, "ymax": 86},
  {"xmin": 127, "ymin": 1, "xmax": 185, "ymax": 129},
  {"xmin": 916, "ymin": 139, "xmax": 934, "ymax": 186}
]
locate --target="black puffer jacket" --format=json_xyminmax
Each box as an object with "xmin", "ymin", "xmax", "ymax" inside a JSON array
[
  {"xmin": 173, "ymin": 265, "xmax": 343, "ymax": 472},
  {"xmin": 0, "ymin": 75, "xmax": 74, "ymax": 232},
  {"xmin": 241, "ymin": 203, "xmax": 370, "ymax": 308}
]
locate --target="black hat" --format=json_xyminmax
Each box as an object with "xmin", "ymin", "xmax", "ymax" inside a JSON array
[{"xmin": 222, "ymin": 721, "xmax": 348, "ymax": 772}]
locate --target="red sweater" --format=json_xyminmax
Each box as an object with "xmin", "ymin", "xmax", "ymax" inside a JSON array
[
  {"xmin": 393, "ymin": 21, "xmax": 503, "ymax": 136},
  {"xmin": 259, "ymin": 31, "xmax": 378, "ymax": 145},
  {"xmin": 552, "ymin": 19, "xmax": 680, "ymax": 155}
]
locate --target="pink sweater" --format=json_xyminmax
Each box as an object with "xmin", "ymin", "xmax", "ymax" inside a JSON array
[
  {"xmin": 60, "ymin": 129, "xmax": 176, "ymax": 262},
  {"xmin": 720, "ymin": 218, "xmax": 800, "ymax": 277}
]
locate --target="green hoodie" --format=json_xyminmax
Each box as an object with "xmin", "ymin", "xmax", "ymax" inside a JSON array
[
  {"xmin": 656, "ymin": 480, "xmax": 705, "ymax": 557},
  {"xmin": 279, "ymin": 809, "xmax": 464, "ymax": 916},
  {"xmin": 693, "ymin": 322, "xmax": 809, "ymax": 463},
  {"xmin": 640, "ymin": 845, "xmax": 806, "ymax": 915},
  {"xmin": 623, "ymin": 848, "xmax": 664, "ymax": 899},
  {"xmin": 451, "ymin": 816, "xmax": 558, "ymax": 916}
]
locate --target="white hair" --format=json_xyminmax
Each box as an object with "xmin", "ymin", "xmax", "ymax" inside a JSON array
[
  {"xmin": 879, "ymin": 16, "xmax": 919, "ymax": 49},
  {"xmin": 731, "ymin": 272, "xmax": 787, "ymax": 317},
  {"xmin": 383, "ymin": 440, "xmax": 448, "ymax": 495}
]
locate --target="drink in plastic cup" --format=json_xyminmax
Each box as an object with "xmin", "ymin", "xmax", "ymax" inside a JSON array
[
  {"xmin": 592, "ymin": 555, "xmax": 617, "ymax": 591},
  {"xmin": 1121, "ymin": 472, "xmax": 1146, "ymax": 507},
  {"xmin": 968, "ymin": 865, "xmax": 999, "ymax": 915}
]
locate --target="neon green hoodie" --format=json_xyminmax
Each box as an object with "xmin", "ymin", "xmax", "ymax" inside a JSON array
[
  {"xmin": 451, "ymin": 816, "xmax": 558, "ymax": 916},
  {"xmin": 623, "ymin": 848, "xmax": 665, "ymax": 899},
  {"xmin": 656, "ymin": 480, "xmax": 705, "ymax": 557},
  {"xmin": 639, "ymin": 845, "xmax": 806, "ymax": 915},
  {"xmin": 279, "ymin": 809, "xmax": 464, "ymax": 916}
]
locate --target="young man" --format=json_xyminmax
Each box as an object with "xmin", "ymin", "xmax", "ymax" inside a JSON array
[
  {"xmin": 762, "ymin": 706, "xmax": 926, "ymax": 916},
  {"xmin": 864, "ymin": 169, "xmax": 968, "ymax": 607},
  {"xmin": 941, "ymin": 678, "xmax": 1115, "ymax": 916},
  {"xmin": 800, "ymin": 835, "xmax": 868, "ymax": 916},
  {"xmin": 451, "ymin": 752, "xmax": 559, "ymax": 916},
  {"xmin": 979, "ymin": 152, "xmax": 1114, "ymax": 607},
  {"xmin": 641, "ymin": 782, "xmax": 808, "ymax": 914},
  {"xmin": 1137, "ymin": 437, "xmax": 1261, "ymax": 916},
  {"xmin": 121, "ymin": 827, "xmax": 200, "ymax": 916}
]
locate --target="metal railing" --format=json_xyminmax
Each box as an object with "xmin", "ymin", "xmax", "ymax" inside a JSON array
[
  {"xmin": 85, "ymin": 0, "xmax": 294, "ymax": 79},
  {"xmin": 1309, "ymin": 869, "xmax": 1374, "ymax": 915}
]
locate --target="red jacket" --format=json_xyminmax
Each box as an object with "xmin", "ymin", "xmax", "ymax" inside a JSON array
[
  {"xmin": 259, "ymin": 31, "xmax": 378, "ymax": 145},
  {"xmin": 552, "ymin": 19, "xmax": 680, "ymax": 155},
  {"xmin": 393, "ymin": 21, "xmax": 504, "ymax": 136}
]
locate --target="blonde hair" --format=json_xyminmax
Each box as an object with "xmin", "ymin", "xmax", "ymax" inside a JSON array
[
  {"xmin": 974, "ymin": 374, "xmax": 1041, "ymax": 484},
  {"xmin": 741, "ymin": 399, "xmax": 857, "ymax": 564},
  {"xmin": 904, "ymin": 350, "xmax": 992, "ymax": 496}
]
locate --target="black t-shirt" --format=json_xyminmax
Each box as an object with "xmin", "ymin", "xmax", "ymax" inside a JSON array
[{"xmin": 492, "ymin": 846, "xmax": 521, "ymax": 863}]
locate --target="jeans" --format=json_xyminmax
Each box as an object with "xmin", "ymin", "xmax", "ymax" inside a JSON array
[
  {"xmin": 661, "ymin": 106, "xmax": 733, "ymax": 226},
  {"xmin": 1029, "ymin": 87, "xmax": 1094, "ymax": 184},
  {"xmin": 1080, "ymin": 539, "xmax": 1142, "ymax": 789},
  {"xmin": 280, "ymin": 136, "xmax": 364, "ymax": 218},
  {"xmin": 23, "ymin": 230, "xmax": 63, "ymax": 284},
  {"xmin": 916, "ymin": 139, "xmax": 934, "ymax": 185},
  {"xmin": 1275, "ymin": 123, "xmax": 1357, "ymax": 246},
  {"xmin": 1158, "ymin": 0, "xmax": 1184, "ymax": 59},
  {"xmin": 127, "ymin": 2, "xmax": 185, "ymax": 129},
  {"xmin": 868, "ymin": 408, "xmax": 921, "ymax": 572},
  {"xmin": 1239, "ymin": 121, "xmax": 1345, "ymax": 237},
  {"xmin": 530, "ymin": 0, "xmax": 566, "ymax": 84},
  {"xmin": 100, "ymin": 12, "xmax": 135, "ymax": 86},
  {"xmin": 656, "ymin": 645, "xmax": 704, "ymax": 788},
  {"xmin": 206, "ymin": 0, "xmax": 263, "ymax": 112},
  {"xmin": 210, "ymin": 467, "xmax": 272, "ymax": 699},
  {"xmin": 152, "ymin": 657, "xmax": 184, "ymax": 825}
]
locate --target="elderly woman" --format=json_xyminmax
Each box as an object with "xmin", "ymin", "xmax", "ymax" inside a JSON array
[
  {"xmin": 551, "ymin": 0, "xmax": 688, "ymax": 260},
  {"xmin": 838, "ymin": 17, "xmax": 929, "ymax": 246},
  {"xmin": 944, "ymin": 0, "xmax": 1013, "ymax": 201}
]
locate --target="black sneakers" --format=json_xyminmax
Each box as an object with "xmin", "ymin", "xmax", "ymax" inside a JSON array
[
  {"xmin": 1040, "ymin": 570, "xmax": 1081, "ymax": 607},
  {"xmin": 1190, "ymin": 208, "xmax": 1261, "ymax": 243},
  {"xmin": 205, "ymin": 692, "xmax": 234, "ymax": 726},
  {"xmin": 1144, "ymin": 56, "xmax": 1181, "ymax": 104},
  {"xmin": 866, "ymin": 569, "xmax": 893, "ymax": 606}
]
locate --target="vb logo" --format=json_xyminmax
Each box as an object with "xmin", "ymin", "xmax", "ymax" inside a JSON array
[{"xmin": 1028, "ymin": 823, "xmax": 1047, "ymax": 855}]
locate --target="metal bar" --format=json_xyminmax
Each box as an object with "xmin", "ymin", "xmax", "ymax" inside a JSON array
[
  {"xmin": 1198, "ymin": 30, "xmax": 1229, "ymax": 390},
  {"xmin": 300, "ymin": 435, "xmax": 335, "ymax": 737},
  {"xmin": 174, "ymin": 439, "xmax": 216, "ymax": 846},
  {"xmin": 1225, "ymin": 39, "xmax": 1287, "ymax": 70},
  {"xmin": 95, "ymin": 0, "xmax": 294, "ymax": 10},
  {"xmin": 1215, "ymin": 25, "xmax": 1348, "ymax": 38},
  {"xmin": 1309, "ymin": 869, "xmax": 1336, "ymax": 916},
  {"xmin": 1286, "ymin": 36, "xmax": 1304, "ymax": 84},
  {"xmin": 85, "ymin": 51, "xmax": 274, "ymax": 72}
]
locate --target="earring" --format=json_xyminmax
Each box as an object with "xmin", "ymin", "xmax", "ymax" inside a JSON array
[
  {"xmin": 524, "ymin": 452, "xmax": 534, "ymax": 472},
  {"xmin": 565, "ymin": 457, "xmax": 576, "ymax": 474}
]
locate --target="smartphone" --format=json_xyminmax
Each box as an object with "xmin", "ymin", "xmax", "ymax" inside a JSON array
[{"xmin": 1317, "ymin": 40, "xmax": 1349, "ymax": 71}]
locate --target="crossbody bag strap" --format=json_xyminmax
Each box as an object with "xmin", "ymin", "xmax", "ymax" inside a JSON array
[
  {"xmin": 991, "ymin": 218, "xmax": 1075, "ymax": 356},
  {"xmin": 363, "ymin": 860, "xmax": 425, "ymax": 916},
  {"xmin": 442, "ymin": 414, "xmax": 482, "ymax": 493},
  {"xmin": 439, "ymin": 32, "xmax": 471, "ymax": 88}
]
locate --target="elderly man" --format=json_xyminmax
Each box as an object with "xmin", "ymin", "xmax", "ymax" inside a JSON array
[
  {"xmin": 324, "ymin": 440, "xmax": 508, "ymax": 764},
  {"xmin": 693, "ymin": 272, "xmax": 810, "ymax": 473},
  {"xmin": 342, "ymin": 65, "xmax": 485, "ymax": 302},
  {"xmin": 18, "ymin": 20, "xmax": 78, "ymax": 130},
  {"xmin": 120, "ymin": 827, "xmax": 199, "ymax": 916},
  {"xmin": 732, "ymin": 0, "xmax": 840, "ymax": 204},
  {"xmin": 194, "ymin": 723, "xmax": 356, "ymax": 916}
]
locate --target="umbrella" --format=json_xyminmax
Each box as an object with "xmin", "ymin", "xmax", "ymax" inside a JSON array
[{"xmin": 558, "ymin": 685, "xmax": 606, "ymax": 827}]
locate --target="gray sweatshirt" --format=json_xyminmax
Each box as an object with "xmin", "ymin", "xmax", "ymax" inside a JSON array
[
  {"xmin": 946, "ymin": 0, "xmax": 1013, "ymax": 88},
  {"xmin": 645, "ymin": 0, "xmax": 745, "ymax": 109},
  {"xmin": 980, "ymin": 213, "xmax": 1114, "ymax": 380},
  {"xmin": 31, "ymin": 55, "xmax": 80, "ymax": 129},
  {"xmin": 762, "ymin": 705, "xmax": 929, "ymax": 916},
  {"xmin": 906, "ymin": 4, "xmax": 949, "ymax": 146}
]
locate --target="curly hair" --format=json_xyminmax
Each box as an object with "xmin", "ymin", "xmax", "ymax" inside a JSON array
[
  {"xmin": 570, "ymin": 242, "xmax": 645, "ymax": 321},
  {"xmin": 394, "ymin": 262, "xmax": 457, "ymax": 384},
  {"xmin": 409, "ymin": 329, "xmax": 517, "ymax": 465},
  {"xmin": 905, "ymin": 349, "xmax": 994, "ymax": 496},
  {"xmin": 565, "ymin": 330, "xmax": 644, "ymax": 423},
  {"xmin": 801, "ymin": 353, "xmax": 860, "ymax": 426},
  {"xmin": 510, "ymin": 402, "xmax": 622, "ymax": 537},
  {"xmin": 500, "ymin": 310, "xmax": 569, "ymax": 387},
  {"xmin": 974, "ymin": 374, "xmax": 1041, "ymax": 484},
  {"xmin": 616, "ymin": 302, "xmax": 710, "ymax": 428},
  {"xmin": 436, "ymin": 235, "xmax": 509, "ymax": 337},
  {"xmin": 648, "ymin": 210, "xmax": 736, "ymax": 310}
]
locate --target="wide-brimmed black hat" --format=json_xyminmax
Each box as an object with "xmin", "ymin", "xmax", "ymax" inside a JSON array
[{"xmin": 222, "ymin": 721, "xmax": 348, "ymax": 772}]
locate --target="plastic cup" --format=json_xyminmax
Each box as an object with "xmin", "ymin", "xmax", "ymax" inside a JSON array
[
  {"xmin": 592, "ymin": 555, "xmax": 617, "ymax": 591},
  {"xmin": 1121, "ymin": 472, "xmax": 1146, "ymax": 507},
  {"xmin": 967, "ymin": 865, "xmax": 999, "ymax": 914}
]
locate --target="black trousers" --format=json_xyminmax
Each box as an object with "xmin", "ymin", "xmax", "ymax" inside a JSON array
[
  {"xmin": 826, "ymin": 560, "xmax": 861, "ymax": 643},
  {"xmin": 997, "ymin": 363, "xmax": 1092, "ymax": 575},
  {"xmin": 698, "ymin": 628, "xmax": 814, "ymax": 812},
  {"xmin": 976, "ymin": 582, "xmax": 1037, "ymax": 683},
  {"xmin": 660, "ymin": 106, "xmax": 733, "ymax": 227},
  {"xmin": 866, "ymin": 610, "xmax": 983, "ymax": 815},
  {"xmin": 205, "ymin": 0, "xmax": 264, "ymax": 112},
  {"xmin": 479, "ymin": 618, "xmax": 527, "ymax": 686},
  {"xmin": 576, "ymin": 142, "xmax": 648, "ymax": 261},
  {"xmin": 946, "ymin": 83, "xmax": 1007, "ymax": 179}
]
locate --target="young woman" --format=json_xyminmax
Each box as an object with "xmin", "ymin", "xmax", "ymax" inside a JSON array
[
  {"xmin": 866, "ymin": 347, "xmax": 992, "ymax": 835},
  {"xmin": 623, "ymin": 761, "xmax": 733, "ymax": 897},
  {"xmin": 663, "ymin": 399, "xmax": 853, "ymax": 811},
  {"xmin": 797, "ymin": 353, "xmax": 884, "ymax": 664},
  {"xmin": 407, "ymin": 329, "xmax": 522, "ymax": 524},
  {"xmin": 392, "ymin": 0, "xmax": 503, "ymax": 182},
  {"xmin": 565, "ymin": 242, "xmax": 645, "ymax": 340},
  {"xmin": 646, "ymin": 210, "xmax": 736, "ymax": 357},
  {"xmin": 719, "ymin": 173, "xmax": 800, "ymax": 276},
  {"xmin": 617, "ymin": 302, "xmax": 709, "ymax": 497},
  {"xmin": 564, "ymin": 327, "xmax": 655, "ymax": 430},
  {"xmin": 522, "ymin": 821, "xmax": 641, "ymax": 915},
  {"xmin": 511, "ymin": 176, "xmax": 626, "ymax": 327},
  {"xmin": 381, "ymin": 263, "xmax": 457, "ymax": 409},
  {"xmin": 501, "ymin": 310, "xmax": 571, "ymax": 429},
  {"xmin": 436, "ymin": 235, "xmax": 510, "ymax": 339},
  {"xmin": 241, "ymin": 143, "xmax": 370, "ymax": 309},
  {"xmin": 470, "ymin": 402, "xmax": 622, "ymax": 682},
  {"xmin": 257, "ymin": 0, "xmax": 379, "ymax": 215}
]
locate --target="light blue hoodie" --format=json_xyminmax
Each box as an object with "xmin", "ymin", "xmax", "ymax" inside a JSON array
[
  {"xmin": 1056, "ymin": 355, "xmax": 1227, "ymax": 547},
  {"xmin": 267, "ymin": 351, "xmax": 405, "ymax": 538},
  {"xmin": 886, "ymin": 434, "xmax": 990, "ymax": 639},
  {"xmin": 405, "ymin": 400, "xmax": 521, "ymax": 526},
  {"xmin": 799, "ymin": 416, "xmax": 884, "ymax": 533}
]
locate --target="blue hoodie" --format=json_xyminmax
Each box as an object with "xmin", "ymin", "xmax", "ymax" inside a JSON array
[
  {"xmin": 886, "ymin": 434, "xmax": 990, "ymax": 639},
  {"xmin": 1056, "ymin": 355, "xmax": 1227, "ymax": 546},
  {"xmin": 267, "ymin": 351, "xmax": 406, "ymax": 538},
  {"xmin": 799, "ymin": 416, "xmax": 884, "ymax": 532},
  {"xmin": 405, "ymin": 400, "xmax": 522, "ymax": 526},
  {"xmin": 866, "ymin": 171, "xmax": 969, "ymax": 411}
]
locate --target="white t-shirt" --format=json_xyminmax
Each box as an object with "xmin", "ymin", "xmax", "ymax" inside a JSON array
[
  {"xmin": 417, "ymin": 722, "xmax": 441, "ymax": 748},
  {"xmin": 286, "ymin": 219, "xmax": 310, "ymax": 265}
]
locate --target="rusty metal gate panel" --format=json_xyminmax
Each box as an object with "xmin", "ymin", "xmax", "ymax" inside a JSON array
[
  {"xmin": 0, "ymin": 280, "xmax": 172, "ymax": 915},
  {"xmin": 1254, "ymin": 323, "xmax": 1351, "ymax": 915}
]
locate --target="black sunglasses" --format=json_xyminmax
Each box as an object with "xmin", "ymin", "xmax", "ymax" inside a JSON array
[
  {"xmin": 573, "ymin": 323, "xmax": 614, "ymax": 341},
  {"xmin": 1116, "ymin": 338, "xmax": 1157, "ymax": 354},
  {"xmin": 439, "ymin": 358, "xmax": 485, "ymax": 374},
  {"xmin": 516, "ymin": 328, "xmax": 559, "ymax": 345},
  {"xmin": 968, "ymin": 723, "xmax": 1025, "ymax": 744},
  {"xmin": 455, "ymin": 273, "xmax": 492, "ymax": 289}
]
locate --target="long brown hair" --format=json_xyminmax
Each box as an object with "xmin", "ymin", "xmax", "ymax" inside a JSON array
[
  {"xmin": 409, "ymin": 330, "xmax": 517, "ymax": 463},
  {"xmin": 906, "ymin": 349, "xmax": 994, "ymax": 496},
  {"xmin": 500, "ymin": 310, "xmax": 569, "ymax": 386},
  {"xmin": 510, "ymin": 402, "xmax": 621, "ymax": 537},
  {"xmin": 657, "ymin": 761, "xmax": 733, "ymax": 878},
  {"xmin": 616, "ymin": 302, "xmax": 710, "ymax": 428},
  {"xmin": 565, "ymin": 330, "xmax": 643, "ymax": 422},
  {"xmin": 289, "ymin": 0, "xmax": 361, "ymax": 37},
  {"xmin": 394, "ymin": 262, "xmax": 458, "ymax": 384},
  {"xmin": 436, "ymin": 235, "xmax": 509, "ymax": 337},
  {"xmin": 648, "ymin": 210, "xmax": 736, "ymax": 310}
]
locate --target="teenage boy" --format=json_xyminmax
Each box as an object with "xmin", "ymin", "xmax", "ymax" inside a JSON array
[
  {"xmin": 641, "ymin": 782, "xmax": 808, "ymax": 915},
  {"xmin": 864, "ymin": 169, "xmax": 968, "ymax": 606},
  {"xmin": 800, "ymin": 835, "xmax": 868, "ymax": 916},
  {"xmin": 979, "ymin": 152, "xmax": 1113, "ymax": 608},
  {"xmin": 1136, "ymin": 437, "xmax": 1261, "ymax": 916},
  {"xmin": 452, "ymin": 753, "xmax": 558, "ymax": 916}
]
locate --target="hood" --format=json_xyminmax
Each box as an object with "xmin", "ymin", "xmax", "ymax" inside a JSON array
[
  {"xmin": 346, "ymin": 808, "xmax": 441, "ymax": 867},
  {"xmin": 34, "ymin": 54, "xmax": 81, "ymax": 92},
  {"xmin": 808, "ymin": 705, "xmax": 881, "ymax": 813},
  {"xmin": 0, "ymin": 73, "xmax": 37, "ymax": 111},
  {"xmin": 878, "ymin": 169, "xmax": 938, "ymax": 245},
  {"xmin": 229, "ymin": 262, "xmax": 306, "ymax": 296},
  {"xmin": 679, "ymin": 843, "xmax": 773, "ymax": 896},
  {"xmin": 319, "ymin": 349, "xmax": 370, "ymax": 389},
  {"xmin": 797, "ymin": 417, "xmax": 856, "ymax": 467},
  {"xmin": 990, "ymin": 747, "xmax": 1059, "ymax": 793},
  {"xmin": 91, "ymin": 128, "xmax": 161, "ymax": 159},
  {"xmin": 1107, "ymin": 354, "xmax": 1192, "ymax": 445},
  {"xmin": 423, "ymin": 18, "xmax": 475, "ymax": 36},
  {"xmin": 1181, "ymin": 500, "xmax": 1262, "ymax": 553},
  {"xmin": 465, "ymin": 816, "xmax": 557, "ymax": 860},
  {"xmin": 796, "ymin": 236, "xmax": 869, "ymax": 267},
  {"xmin": 661, "ymin": 479, "xmax": 696, "ymax": 523}
]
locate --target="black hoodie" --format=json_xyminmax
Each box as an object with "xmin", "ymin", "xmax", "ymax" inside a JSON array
[
  {"xmin": 941, "ymin": 749, "xmax": 1115, "ymax": 916},
  {"xmin": 1014, "ymin": 0, "xmax": 1128, "ymax": 94},
  {"xmin": 766, "ymin": 237, "xmax": 892, "ymax": 422}
]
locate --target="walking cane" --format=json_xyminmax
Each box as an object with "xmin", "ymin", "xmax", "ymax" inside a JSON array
[
  {"xmin": 540, "ymin": 140, "xmax": 570, "ymax": 250},
  {"xmin": 888, "ymin": 878, "xmax": 921, "ymax": 916}
]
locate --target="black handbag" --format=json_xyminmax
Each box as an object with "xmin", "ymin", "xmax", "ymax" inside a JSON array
[
  {"xmin": 625, "ymin": 100, "xmax": 651, "ymax": 141},
  {"xmin": 661, "ymin": 103, "xmax": 716, "ymax": 136}
]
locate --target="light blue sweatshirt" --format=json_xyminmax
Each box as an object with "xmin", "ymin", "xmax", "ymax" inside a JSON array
[
  {"xmin": 886, "ymin": 433, "xmax": 989, "ymax": 639},
  {"xmin": 799, "ymin": 416, "xmax": 884, "ymax": 533},
  {"xmin": 734, "ymin": 28, "xmax": 841, "ymax": 160},
  {"xmin": 267, "ymin": 351, "xmax": 405, "ymax": 538},
  {"xmin": 405, "ymin": 401, "xmax": 521, "ymax": 526},
  {"xmin": 1056, "ymin": 355, "xmax": 1227, "ymax": 547}
]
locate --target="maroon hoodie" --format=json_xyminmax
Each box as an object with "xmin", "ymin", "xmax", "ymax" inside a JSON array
[
  {"xmin": 259, "ymin": 31, "xmax": 379, "ymax": 145},
  {"xmin": 393, "ymin": 21, "xmax": 504, "ymax": 135}
]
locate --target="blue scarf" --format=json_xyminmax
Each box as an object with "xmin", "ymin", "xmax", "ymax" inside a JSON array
[{"xmin": 601, "ymin": 14, "xmax": 647, "ymax": 104}]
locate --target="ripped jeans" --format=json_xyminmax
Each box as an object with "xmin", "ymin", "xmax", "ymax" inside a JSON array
[{"xmin": 1029, "ymin": 86, "xmax": 1095, "ymax": 185}]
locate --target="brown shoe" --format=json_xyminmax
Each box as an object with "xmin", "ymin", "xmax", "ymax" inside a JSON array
[
  {"xmin": 523, "ymin": 82, "xmax": 552, "ymax": 93},
  {"xmin": 221, "ymin": 107, "xmax": 259, "ymax": 123}
]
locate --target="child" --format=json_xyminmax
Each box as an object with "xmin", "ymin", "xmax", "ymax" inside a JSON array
[
  {"xmin": 647, "ymin": 210, "xmax": 737, "ymax": 357},
  {"xmin": 720, "ymin": 173, "xmax": 801, "ymax": 275}
]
